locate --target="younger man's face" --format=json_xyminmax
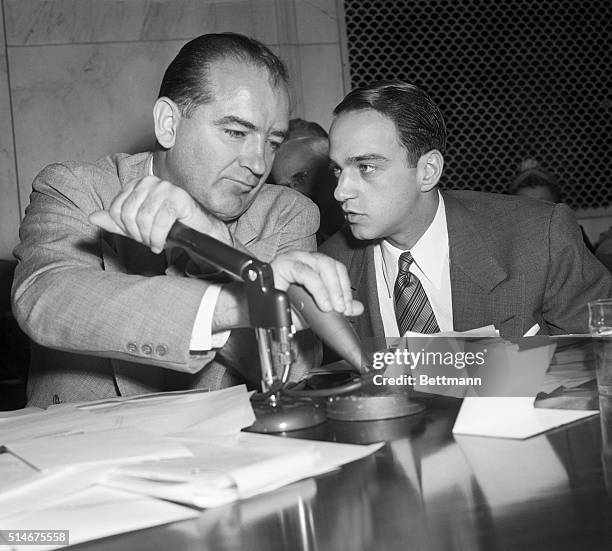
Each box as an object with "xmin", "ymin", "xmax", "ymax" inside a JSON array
[{"xmin": 329, "ymin": 109, "xmax": 430, "ymax": 249}]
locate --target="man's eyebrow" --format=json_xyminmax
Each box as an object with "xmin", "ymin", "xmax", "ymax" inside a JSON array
[
  {"xmin": 348, "ymin": 154, "xmax": 388, "ymax": 163},
  {"xmin": 214, "ymin": 115, "xmax": 257, "ymax": 130}
]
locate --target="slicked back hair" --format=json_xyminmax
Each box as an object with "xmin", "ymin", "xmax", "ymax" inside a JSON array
[
  {"xmin": 333, "ymin": 80, "xmax": 447, "ymax": 166},
  {"xmin": 158, "ymin": 32, "xmax": 289, "ymax": 117}
]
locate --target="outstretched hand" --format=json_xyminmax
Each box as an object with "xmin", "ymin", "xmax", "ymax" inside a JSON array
[{"xmin": 271, "ymin": 250, "xmax": 364, "ymax": 317}]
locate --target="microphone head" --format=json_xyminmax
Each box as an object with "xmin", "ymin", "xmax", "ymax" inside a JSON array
[{"xmin": 287, "ymin": 284, "xmax": 364, "ymax": 372}]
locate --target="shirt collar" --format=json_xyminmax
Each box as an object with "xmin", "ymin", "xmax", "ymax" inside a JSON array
[
  {"xmin": 380, "ymin": 191, "xmax": 448, "ymax": 294},
  {"xmin": 146, "ymin": 154, "xmax": 154, "ymax": 177}
]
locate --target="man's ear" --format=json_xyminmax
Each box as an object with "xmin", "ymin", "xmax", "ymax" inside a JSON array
[
  {"xmin": 153, "ymin": 97, "xmax": 181, "ymax": 149},
  {"xmin": 417, "ymin": 149, "xmax": 444, "ymax": 191}
]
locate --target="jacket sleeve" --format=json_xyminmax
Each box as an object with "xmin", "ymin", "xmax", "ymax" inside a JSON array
[
  {"xmin": 12, "ymin": 162, "xmax": 219, "ymax": 372},
  {"xmin": 543, "ymin": 203, "xmax": 612, "ymax": 333}
]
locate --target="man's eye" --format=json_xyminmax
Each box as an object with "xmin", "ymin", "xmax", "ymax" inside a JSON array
[
  {"xmin": 269, "ymin": 141, "xmax": 282, "ymax": 152},
  {"xmin": 359, "ymin": 164, "xmax": 375, "ymax": 174},
  {"xmin": 225, "ymin": 129, "xmax": 246, "ymax": 138},
  {"xmin": 332, "ymin": 167, "xmax": 342, "ymax": 179}
]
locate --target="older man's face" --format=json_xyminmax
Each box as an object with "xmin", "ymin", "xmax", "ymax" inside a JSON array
[{"xmin": 164, "ymin": 58, "xmax": 290, "ymax": 221}]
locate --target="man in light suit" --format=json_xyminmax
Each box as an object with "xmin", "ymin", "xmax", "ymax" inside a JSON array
[
  {"xmin": 12, "ymin": 33, "xmax": 361, "ymax": 407},
  {"xmin": 320, "ymin": 80, "xmax": 611, "ymax": 350}
]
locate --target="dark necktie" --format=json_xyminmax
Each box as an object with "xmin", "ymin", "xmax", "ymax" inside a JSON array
[{"xmin": 394, "ymin": 252, "xmax": 440, "ymax": 334}]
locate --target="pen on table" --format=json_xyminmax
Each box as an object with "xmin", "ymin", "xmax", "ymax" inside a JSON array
[{"xmin": 523, "ymin": 323, "xmax": 540, "ymax": 337}]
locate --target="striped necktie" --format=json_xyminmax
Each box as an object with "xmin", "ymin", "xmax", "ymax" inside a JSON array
[{"xmin": 394, "ymin": 252, "xmax": 440, "ymax": 335}]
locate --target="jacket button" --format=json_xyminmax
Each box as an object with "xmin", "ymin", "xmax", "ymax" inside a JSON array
[
  {"xmin": 155, "ymin": 344, "xmax": 168, "ymax": 356},
  {"xmin": 126, "ymin": 342, "xmax": 138, "ymax": 353},
  {"xmin": 141, "ymin": 343, "xmax": 153, "ymax": 355}
]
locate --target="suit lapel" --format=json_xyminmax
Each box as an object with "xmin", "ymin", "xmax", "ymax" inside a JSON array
[
  {"xmin": 444, "ymin": 192, "xmax": 524, "ymax": 336},
  {"xmin": 348, "ymin": 244, "xmax": 388, "ymax": 352}
]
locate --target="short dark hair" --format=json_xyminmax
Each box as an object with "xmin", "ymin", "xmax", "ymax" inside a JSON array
[
  {"xmin": 158, "ymin": 32, "xmax": 289, "ymax": 117},
  {"xmin": 333, "ymin": 80, "xmax": 446, "ymax": 166}
]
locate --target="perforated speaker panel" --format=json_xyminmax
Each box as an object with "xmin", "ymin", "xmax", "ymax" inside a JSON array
[{"xmin": 343, "ymin": 0, "xmax": 611, "ymax": 209}]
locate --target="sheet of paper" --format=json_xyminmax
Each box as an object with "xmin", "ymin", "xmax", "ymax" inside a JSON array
[
  {"xmin": 0, "ymin": 406, "xmax": 118, "ymax": 445},
  {"xmin": 0, "ymin": 449, "xmax": 38, "ymax": 492},
  {"xmin": 102, "ymin": 438, "xmax": 317, "ymax": 508},
  {"xmin": 1, "ymin": 486, "xmax": 198, "ymax": 551},
  {"xmin": 6, "ymin": 427, "xmax": 192, "ymax": 471},
  {"xmin": 404, "ymin": 324, "xmax": 500, "ymax": 338},
  {"xmin": 468, "ymin": 341, "xmax": 556, "ymax": 397},
  {"xmin": 0, "ymin": 464, "xmax": 107, "ymax": 522},
  {"xmin": 102, "ymin": 433, "xmax": 383, "ymax": 508},
  {"xmin": 538, "ymin": 336, "xmax": 596, "ymax": 394},
  {"xmin": 232, "ymin": 432, "xmax": 385, "ymax": 492},
  {"xmin": 77, "ymin": 385, "xmax": 255, "ymax": 437},
  {"xmin": 452, "ymin": 397, "xmax": 598, "ymax": 439}
]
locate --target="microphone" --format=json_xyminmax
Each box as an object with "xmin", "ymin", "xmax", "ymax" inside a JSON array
[{"xmin": 287, "ymin": 284, "xmax": 364, "ymax": 373}]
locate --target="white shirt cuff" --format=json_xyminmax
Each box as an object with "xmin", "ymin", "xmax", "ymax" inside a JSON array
[{"xmin": 189, "ymin": 284, "xmax": 231, "ymax": 351}]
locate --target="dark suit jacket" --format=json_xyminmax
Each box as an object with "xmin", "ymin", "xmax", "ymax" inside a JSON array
[{"xmin": 320, "ymin": 190, "xmax": 612, "ymax": 350}]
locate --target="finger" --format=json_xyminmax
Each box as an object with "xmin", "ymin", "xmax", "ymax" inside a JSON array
[
  {"xmin": 119, "ymin": 182, "xmax": 155, "ymax": 245},
  {"xmin": 333, "ymin": 259, "xmax": 355, "ymax": 314},
  {"xmin": 146, "ymin": 184, "xmax": 196, "ymax": 252},
  {"xmin": 149, "ymin": 198, "xmax": 181, "ymax": 254},
  {"xmin": 89, "ymin": 211, "xmax": 128, "ymax": 236},
  {"xmin": 134, "ymin": 181, "xmax": 174, "ymax": 250},
  {"xmin": 346, "ymin": 298, "xmax": 365, "ymax": 317},
  {"xmin": 311, "ymin": 254, "xmax": 346, "ymax": 313},
  {"xmin": 106, "ymin": 181, "xmax": 139, "ymax": 237},
  {"xmin": 277, "ymin": 258, "xmax": 334, "ymax": 312}
]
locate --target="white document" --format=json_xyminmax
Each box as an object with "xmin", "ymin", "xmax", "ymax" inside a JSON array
[
  {"xmin": 0, "ymin": 406, "xmax": 118, "ymax": 445},
  {"xmin": 103, "ymin": 439, "xmax": 317, "ymax": 508},
  {"xmin": 403, "ymin": 324, "xmax": 500, "ymax": 338},
  {"xmin": 102, "ymin": 432, "xmax": 384, "ymax": 508},
  {"xmin": 452, "ymin": 396, "xmax": 598, "ymax": 439},
  {"xmin": 5, "ymin": 427, "xmax": 192, "ymax": 471},
  {"xmin": 0, "ymin": 464, "xmax": 108, "ymax": 523},
  {"xmin": 77, "ymin": 385, "xmax": 255, "ymax": 437},
  {"xmin": 1, "ymin": 486, "xmax": 198, "ymax": 551},
  {"xmin": 233, "ymin": 432, "xmax": 385, "ymax": 488}
]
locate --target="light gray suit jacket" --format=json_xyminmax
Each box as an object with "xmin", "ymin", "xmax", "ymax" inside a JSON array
[
  {"xmin": 13, "ymin": 152, "xmax": 318, "ymax": 406},
  {"xmin": 320, "ymin": 190, "xmax": 612, "ymax": 351}
]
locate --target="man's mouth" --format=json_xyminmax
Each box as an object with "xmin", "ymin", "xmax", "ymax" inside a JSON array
[
  {"xmin": 225, "ymin": 177, "xmax": 257, "ymax": 190},
  {"xmin": 343, "ymin": 207, "xmax": 363, "ymax": 220}
]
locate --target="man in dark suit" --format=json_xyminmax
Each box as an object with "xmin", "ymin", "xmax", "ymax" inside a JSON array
[{"xmin": 320, "ymin": 80, "xmax": 611, "ymax": 349}]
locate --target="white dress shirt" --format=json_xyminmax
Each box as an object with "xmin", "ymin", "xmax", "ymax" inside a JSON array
[{"xmin": 374, "ymin": 191, "xmax": 453, "ymax": 336}]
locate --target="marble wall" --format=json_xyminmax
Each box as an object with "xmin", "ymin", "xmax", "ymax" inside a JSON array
[{"xmin": 0, "ymin": 0, "xmax": 348, "ymax": 258}]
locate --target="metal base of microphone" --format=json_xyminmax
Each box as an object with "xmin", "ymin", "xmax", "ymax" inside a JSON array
[
  {"xmin": 246, "ymin": 396, "xmax": 326, "ymax": 434},
  {"xmin": 326, "ymin": 393, "xmax": 425, "ymax": 421}
]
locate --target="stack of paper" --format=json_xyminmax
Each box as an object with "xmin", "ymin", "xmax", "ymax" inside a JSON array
[{"xmin": 0, "ymin": 386, "xmax": 382, "ymax": 550}]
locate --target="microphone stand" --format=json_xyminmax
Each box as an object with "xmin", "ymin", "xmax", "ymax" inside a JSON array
[{"xmin": 167, "ymin": 221, "xmax": 325, "ymax": 433}]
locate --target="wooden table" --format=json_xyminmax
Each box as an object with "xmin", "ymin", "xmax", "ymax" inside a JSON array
[{"xmin": 72, "ymin": 398, "xmax": 612, "ymax": 550}]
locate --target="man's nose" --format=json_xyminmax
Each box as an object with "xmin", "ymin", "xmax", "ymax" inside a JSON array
[
  {"xmin": 240, "ymin": 138, "xmax": 266, "ymax": 177},
  {"xmin": 334, "ymin": 169, "xmax": 356, "ymax": 202}
]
